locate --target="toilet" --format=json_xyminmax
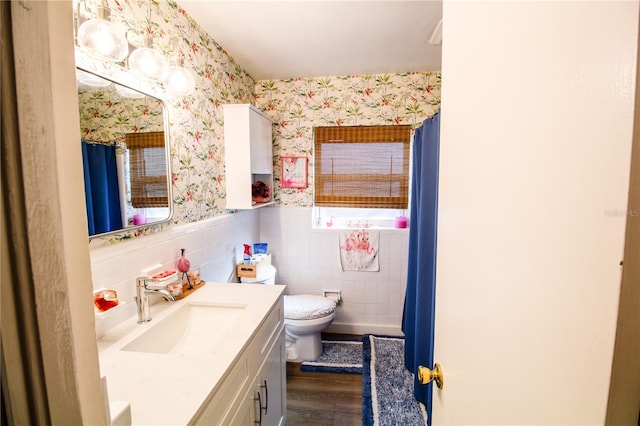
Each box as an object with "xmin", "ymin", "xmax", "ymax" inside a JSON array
[{"xmin": 240, "ymin": 264, "xmax": 337, "ymax": 361}]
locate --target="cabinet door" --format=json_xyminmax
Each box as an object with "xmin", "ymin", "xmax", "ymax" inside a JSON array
[
  {"xmin": 256, "ymin": 331, "xmax": 286, "ymax": 426},
  {"xmin": 226, "ymin": 385, "xmax": 256, "ymax": 426},
  {"xmin": 250, "ymin": 110, "xmax": 273, "ymax": 174}
]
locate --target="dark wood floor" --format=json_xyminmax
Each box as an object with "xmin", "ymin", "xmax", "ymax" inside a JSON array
[{"xmin": 285, "ymin": 362, "xmax": 362, "ymax": 425}]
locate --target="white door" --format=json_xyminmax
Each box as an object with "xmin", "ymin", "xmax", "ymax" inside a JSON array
[{"xmin": 431, "ymin": 2, "xmax": 637, "ymax": 424}]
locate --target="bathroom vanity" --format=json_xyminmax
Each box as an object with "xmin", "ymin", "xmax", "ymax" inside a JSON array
[{"xmin": 97, "ymin": 283, "xmax": 286, "ymax": 425}]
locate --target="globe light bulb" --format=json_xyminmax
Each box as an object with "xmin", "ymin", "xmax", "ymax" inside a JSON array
[
  {"xmin": 128, "ymin": 36, "xmax": 168, "ymax": 81},
  {"xmin": 77, "ymin": 5, "xmax": 128, "ymax": 63},
  {"xmin": 163, "ymin": 64, "xmax": 196, "ymax": 98}
]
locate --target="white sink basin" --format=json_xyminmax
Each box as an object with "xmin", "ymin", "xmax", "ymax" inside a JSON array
[{"xmin": 120, "ymin": 301, "xmax": 247, "ymax": 355}]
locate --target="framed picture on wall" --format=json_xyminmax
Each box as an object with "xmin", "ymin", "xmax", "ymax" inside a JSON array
[{"xmin": 281, "ymin": 156, "xmax": 308, "ymax": 188}]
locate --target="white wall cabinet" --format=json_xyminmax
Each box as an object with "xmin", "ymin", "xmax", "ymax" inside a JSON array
[
  {"xmin": 192, "ymin": 296, "xmax": 286, "ymax": 426},
  {"xmin": 224, "ymin": 104, "xmax": 274, "ymax": 209}
]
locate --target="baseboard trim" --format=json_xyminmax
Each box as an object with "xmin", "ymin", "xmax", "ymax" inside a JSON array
[{"xmin": 326, "ymin": 322, "xmax": 404, "ymax": 337}]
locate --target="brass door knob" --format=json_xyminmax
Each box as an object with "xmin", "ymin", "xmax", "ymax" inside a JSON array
[{"xmin": 417, "ymin": 363, "xmax": 444, "ymax": 389}]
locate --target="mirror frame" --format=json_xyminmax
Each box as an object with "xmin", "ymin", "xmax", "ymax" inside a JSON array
[{"xmin": 77, "ymin": 66, "xmax": 174, "ymax": 239}]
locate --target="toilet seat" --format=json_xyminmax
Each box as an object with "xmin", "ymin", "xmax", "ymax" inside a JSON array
[{"xmin": 284, "ymin": 295, "xmax": 336, "ymax": 320}]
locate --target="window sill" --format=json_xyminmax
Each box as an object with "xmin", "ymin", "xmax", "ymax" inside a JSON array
[{"xmin": 311, "ymin": 224, "xmax": 408, "ymax": 231}]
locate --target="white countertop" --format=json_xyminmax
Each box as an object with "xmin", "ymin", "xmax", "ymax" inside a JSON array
[{"xmin": 97, "ymin": 282, "xmax": 286, "ymax": 426}]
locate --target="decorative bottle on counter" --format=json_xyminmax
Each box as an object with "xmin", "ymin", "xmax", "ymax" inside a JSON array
[
  {"xmin": 178, "ymin": 248, "xmax": 193, "ymax": 288},
  {"xmin": 178, "ymin": 248, "xmax": 191, "ymax": 273}
]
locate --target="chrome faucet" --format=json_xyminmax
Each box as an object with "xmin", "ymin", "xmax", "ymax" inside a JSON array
[
  {"xmin": 136, "ymin": 277, "xmax": 152, "ymax": 323},
  {"xmin": 135, "ymin": 276, "xmax": 177, "ymax": 324}
]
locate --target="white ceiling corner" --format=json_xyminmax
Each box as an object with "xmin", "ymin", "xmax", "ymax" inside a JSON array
[{"xmin": 178, "ymin": 0, "xmax": 443, "ymax": 81}]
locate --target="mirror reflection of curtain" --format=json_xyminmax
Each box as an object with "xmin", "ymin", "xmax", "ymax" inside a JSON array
[{"xmin": 81, "ymin": 141, "xmax": 123, "ymax": 235}]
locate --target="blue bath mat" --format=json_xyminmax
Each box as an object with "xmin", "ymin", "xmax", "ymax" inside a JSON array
[
  {"xmin": 362, "ymin": 335, "xmax": 427, "ymax": 425},
  {"xmin": 300, "ymin": 337, "xmax": 363, "ymax": 374}
]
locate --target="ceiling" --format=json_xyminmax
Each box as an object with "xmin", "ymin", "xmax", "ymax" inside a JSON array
[{"xmin": 178, "ymin": 1, "xmax": 443, "ymax": 81}]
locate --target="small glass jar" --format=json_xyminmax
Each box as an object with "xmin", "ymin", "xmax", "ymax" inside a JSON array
[
  {"xmin": 186, "ymin": 267, "xmax": 201, "ymax": 286},
  {"xmin": 165, "ymin": 279, "xmax": 183, "ymax": 298}
]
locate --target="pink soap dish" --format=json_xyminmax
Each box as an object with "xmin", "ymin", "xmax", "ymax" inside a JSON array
[{"xmin": 150, "ymin": 270, "xmax": 178, "ymax": 283}]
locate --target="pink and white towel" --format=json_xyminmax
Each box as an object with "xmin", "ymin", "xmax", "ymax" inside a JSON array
[{"xmin": 339, "ymin": 229, "xmax": 379, "ymax": 272}]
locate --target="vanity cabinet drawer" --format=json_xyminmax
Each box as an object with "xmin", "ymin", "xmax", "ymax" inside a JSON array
[{"xmin": 251, "ymin": 298, "xmax": 283, "ymax": 357}]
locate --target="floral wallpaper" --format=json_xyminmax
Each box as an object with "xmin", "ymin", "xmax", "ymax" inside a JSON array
[
  {"xmin": 77, "ymin": 0, "xmax": 441, "ymax": 246},
  {"xmin": 78, "ymin": 88, "xmax": 164, "ymax": 142},
  {"xmin": 79, "ymin": 0, "xmax": 255, "ymax": 246},
  {"xmin": 254, "ymin": 72, "xmax": 441, "ymax": 206}
]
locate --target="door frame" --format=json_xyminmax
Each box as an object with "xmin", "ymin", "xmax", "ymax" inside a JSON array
[{"xmin": 605, "ymin": 7, "xmax": 640, "ymax": 424}]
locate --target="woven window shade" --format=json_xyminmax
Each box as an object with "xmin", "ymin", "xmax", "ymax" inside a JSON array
[
  {"xmin": 126, "ymin": 132, "xmax": 168, "ymax": 208},
  {"xmin": 314, "ymin": 125, "xmax": 411, "ymax": 208}
]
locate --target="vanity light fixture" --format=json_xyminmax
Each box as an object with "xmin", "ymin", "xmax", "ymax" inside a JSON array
[
  {"xmin": 128, "ymin": 35, "xmax": 169, "ymax": 82},
  {"xmin": 75, "ymin": 0, "xmax": 196, "ymax": 98},
  {"xmin": 163, "ymin": 56, "xmax": 196, "ymax": 98},
  {"xmin": 76, "ymin": 1, "xmax": 128, "ymax": 63}
]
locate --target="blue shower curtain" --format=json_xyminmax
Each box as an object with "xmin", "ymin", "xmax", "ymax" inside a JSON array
[
  {"xmin": 81, "ymin": 141, "xmax": 123, "ymax": 236},
  {"xmin": 402, "ymin": 111, "xmax": 440, "ymax": 424}
]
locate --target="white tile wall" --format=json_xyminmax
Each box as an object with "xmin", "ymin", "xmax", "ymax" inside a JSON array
[
  {"xmin": 260, "ymin": 207, "xmax": 409, "ymax": 336},
  {"xmin": 90, "ymin": 210, "xmax": 259, "ymax": 337},
  {"xmin": 91, "ymin": 206, "xmax": 409, "ymax": 337}
]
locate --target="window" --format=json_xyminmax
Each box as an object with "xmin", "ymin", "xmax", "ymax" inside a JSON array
[
  {"xmin": 126, "ymin": 131, "xmax": 169, "ymax": 208},
  {"xmin": 313, "ymin": 125, "xmax": 411, "ymax": 209}
]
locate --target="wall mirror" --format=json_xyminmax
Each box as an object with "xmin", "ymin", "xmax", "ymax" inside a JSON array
[{"xmin": 76, "ymin": 67, "xmax": 173, "ymax": 238}]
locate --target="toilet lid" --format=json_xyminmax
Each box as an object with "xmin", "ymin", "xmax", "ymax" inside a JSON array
[{"xmin": 284, "ymin": 295, "xmax": 336, "ymax": 320}]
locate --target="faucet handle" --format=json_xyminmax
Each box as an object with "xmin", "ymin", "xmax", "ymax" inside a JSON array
[
  {"xmin": 136, "ymin": 277, "xmax": 148, "ymax": 288},
  {"xmin": 145, "ymin": 278, "xmax": 168, "ymax": 291}
]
